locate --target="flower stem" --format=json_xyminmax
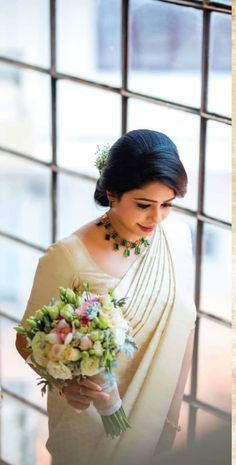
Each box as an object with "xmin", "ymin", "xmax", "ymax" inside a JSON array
[{"xmin": 101, "ymin": 405, "xmax": 131, "ymax": 438}]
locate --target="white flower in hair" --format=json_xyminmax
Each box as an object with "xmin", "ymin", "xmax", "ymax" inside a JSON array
[{"xmin": 94, "ymin": 144, "xmax": 110, "ymax": 174}]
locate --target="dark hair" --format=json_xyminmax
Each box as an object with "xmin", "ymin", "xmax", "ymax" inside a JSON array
[{"xmin": 94, "ymin": 129, "xmax": 187, "ymax": 207}]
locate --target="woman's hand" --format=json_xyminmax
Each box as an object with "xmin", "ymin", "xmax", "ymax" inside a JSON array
[{"xmin": 62, "ymin": 377, "xmax": 110, "ymax": 411}]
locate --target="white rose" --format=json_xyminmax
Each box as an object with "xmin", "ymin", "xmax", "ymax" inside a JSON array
[
  {"xmin": 100, "ymin": 295, "xmax": 115, "ymax": 313},
  {"xmin": 100, "ymin": 295, "xmax": 112, "ymax": 306},
  {"xmin": 93, "ymin": 341, "xmax": 104, "ymax": 357},
  {"xmin": 45, "ymin": 333, "xmax": 61, "ymax": 344},
  {"xmin": 47, "ymin": 361, "xmax": 72, "ymax": 379},
  {"xmin": 33, "ymin": 353, "xmax": 49, "ymax": 368},
  {"xmin": 31, "ymin": 332, "xmax": 50, "ymax": 367},
  {"xmin": 112, "ymin": 328, "xmax": 126, "ymax": 346},
  {"xmin": 32, "ymin": 331, "xmax": 47, "ymax": 351},
  {"xmin": 80, "ymin": 357, "xmax": 100, "ymax": 376},
  {"xmin": 110, "ymin": 311, "xmax": 129, "ymax": 331},
  {"xmin": 64, "ymin": 347, "xmax": 81, "ymax": 362},
  {"xmin": 48, "ymin": 344, "xmax": 65, "ymax": 362}
]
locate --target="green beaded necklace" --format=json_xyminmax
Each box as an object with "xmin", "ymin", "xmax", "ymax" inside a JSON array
[{"xmin": 96, "ymin": 212, "xmax": 150, "ymax": 257}]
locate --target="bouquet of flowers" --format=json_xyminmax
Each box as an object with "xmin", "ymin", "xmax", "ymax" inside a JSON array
[{"xmin": 15, "ymin": 284, "xmax": 138, "ymax": 438}]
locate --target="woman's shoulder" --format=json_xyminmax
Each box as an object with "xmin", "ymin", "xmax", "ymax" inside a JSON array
[
  {"xmin": 37, "ymin": 236, "xmax": 78, "ymax": 272},
  {"xmin": 48, "ymin": 218, "xmax": 102, "ymax": 266},
  {"xmin": 52, "ymin": 234, "xmax": 88, "ymax": 263}
]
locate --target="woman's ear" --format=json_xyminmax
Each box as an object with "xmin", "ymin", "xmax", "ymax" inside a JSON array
[
  {"xmin": 106, "ymin": 191, "xmax": 116, "ymax": 203},
  {"xmin": 106, "ymin": 191, "xmax": 118, "ymax": 209}
]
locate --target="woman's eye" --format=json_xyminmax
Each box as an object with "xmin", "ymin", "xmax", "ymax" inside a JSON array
[
  {"xmin": 161, "ymin": 203, "xmax": 173, "ymax": 208},
  {"xmin": 137, "ymin": 203, "xmax": 150, "ymax": 209}
]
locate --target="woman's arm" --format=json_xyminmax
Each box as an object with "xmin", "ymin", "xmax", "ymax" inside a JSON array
[
  {"xmin": 15, "ymin": 241, "xmax": 109, "ymax": 410},
  {"xmin": 155, "ymin": 327, "xmax": 195, "ymax": 454}
]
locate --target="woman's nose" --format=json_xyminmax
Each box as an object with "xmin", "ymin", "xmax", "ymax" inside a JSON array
[{"xmin": 149, "ymin": 207, "xmax": 162, "ymax": 224}]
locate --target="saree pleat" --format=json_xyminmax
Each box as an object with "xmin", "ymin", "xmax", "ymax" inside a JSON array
[
  {"xmin": 132, "ymin": 229, "xmax": 165, "ymax": 335},
  {"xmin": 124, "ymin": 228, "xmax": 162, "ymax": 323}
]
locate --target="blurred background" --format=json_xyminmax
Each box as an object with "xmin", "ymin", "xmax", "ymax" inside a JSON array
[{"xmin": 0, "ymin": 1, "xmax": 231, "ymax": 464}]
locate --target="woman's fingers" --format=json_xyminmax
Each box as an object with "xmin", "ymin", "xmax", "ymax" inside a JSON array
[
  {"xmin": 78, "ymin": 385, "xmax": 109, "ymax": 400},
  {"xmin": 67, "ymin": 399, "xmax": 90, "ymax": 410},
  {"xmin": 79, "ymin": 378, "xmax": 102, "ymax": 391},
  {"xmin": 63, "ymin": 379, "xmax": 110, "ymax": 405},
  {"xmin": 66, "ymin": 378, "xmax": 110, "ymax": 400},
  {"xmin": 71, "ymin": 395, "xmax": 91, "ymax": 406},
  {"xmin": 63, "ymin": 388, "xmax": 91, "ymax": 410}
]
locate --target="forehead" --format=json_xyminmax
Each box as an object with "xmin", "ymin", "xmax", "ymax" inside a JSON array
[{"xmin": 127, "ymin": 181, "xmax": 174, "ymax": 199}]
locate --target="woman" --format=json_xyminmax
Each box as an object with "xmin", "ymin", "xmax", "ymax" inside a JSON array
[{"xmin": 16, "ymin": 129, "xmax": 196, "ymax": 465}]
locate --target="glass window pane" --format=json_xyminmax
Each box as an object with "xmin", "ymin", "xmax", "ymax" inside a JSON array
[
  {"xmin": 170, "ymin": 211, "xmax": 197, "ymax": 286},
  {"xmin": 0, "ymin": 64, "xmax": 51, "ymax": 162},
  {"xmin": 201, "ymin": 224, "xmax": 231, "ymax": 321},
  {"xmin": 171, "ymin": 212, "xmax": 197, "ymax": 254},
  {"xmin": 57, "ymin": 0, "xmax": 121, "ymax": 87},
  {"xmin": 208, "ymin": 13, "xmax": 231, "ymax": 116},
  {"xmin": 196, "ymin": 409, "xmax": 230, "ymax": 440},
  {"xmin": 204, "ymin": 121, "xmax": 231, "ymax": 223},
  {"xmin": 57, "ymin": 80, "xmax": 121, "ymax": 176},
  {"xmin": 1, "ymin": 317, "xmax": 47, "ymax": 410},
  {"xmin": 128, "ymin": 99, "xmax": 200, "ymax": 211},
  {"xmin": 0, "ymin": 0, "xmax": 50, "ymax": 67},
  {"xmin": 197, "ymin": 318, "xmax": 231, "ymax": 412},
  {"xmin": 1, "ymin": 394, "xmax": 50, "ymax": 465},
  {"xmin": 128, "ymin": 0, "xmax": 202, "ymax": 107},
  {"xmin": 57, "ymin": 175, "xmax": 104, "ymax": 240},
  {"xmin": 0, "ymin": 152, "xmax": 51, "ymax": 247},
  {"xmin": 0, "ymin": 238, "xmax": 42, "ymax": 320}
]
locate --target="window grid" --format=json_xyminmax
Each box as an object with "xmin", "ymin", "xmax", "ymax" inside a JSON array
[{"xmin": 0, "ymin": 0, "xmax": 231, "ymax": 457}]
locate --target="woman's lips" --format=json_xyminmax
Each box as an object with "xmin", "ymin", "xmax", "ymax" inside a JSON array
[{"xmin": 137, "ymin": 224, "xmax": 155, "ymax": 233}]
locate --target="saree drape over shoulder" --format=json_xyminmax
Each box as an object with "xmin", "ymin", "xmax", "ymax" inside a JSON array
[{"xmin": 21, "ymin": 219, "xmax": 196, "ymax": 465}]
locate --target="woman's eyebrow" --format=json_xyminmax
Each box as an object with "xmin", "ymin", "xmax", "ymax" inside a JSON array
[{"xmin": 134, "ymin": 196, "xmax": 175, "ymax": 203}]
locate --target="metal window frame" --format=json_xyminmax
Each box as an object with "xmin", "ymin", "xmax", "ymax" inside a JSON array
[{"xmin": 0, "ymin": 0, "xmax": 232, "ymax": 459}]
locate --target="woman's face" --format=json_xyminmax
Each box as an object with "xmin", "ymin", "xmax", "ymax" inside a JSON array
[{"xmin": 108, "ymin": 181, "xmax": 175, "ymax": 240}]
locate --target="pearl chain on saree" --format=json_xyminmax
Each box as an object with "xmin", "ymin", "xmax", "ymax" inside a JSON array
[{"xmin": 21, "ymin": 218, "xmax": 196, "ymax": 465}]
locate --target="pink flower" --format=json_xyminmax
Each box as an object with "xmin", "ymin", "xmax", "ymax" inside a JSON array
[
  {"xmin": 79, "ymin": 335, "xmax": 93, "ymax": 350},
  {"xmin": 75, "ymin": 302, "xmax": 88, "ymax": 318},
  {"xmin": 75, "ymin": 299, "xmax": 100, "ymax": 317},
  {"xmin": 55, "ymin": 319, "xmax": 72, "ymax": 343}
]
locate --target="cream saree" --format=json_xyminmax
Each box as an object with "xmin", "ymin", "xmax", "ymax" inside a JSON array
[{"xmin": 21, "ymin": 218, "xmax": 196, "ymax": 465}]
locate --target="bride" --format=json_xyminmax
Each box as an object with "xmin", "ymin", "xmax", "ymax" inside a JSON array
[{"xmin": 16, "ymin": 129, "xmax": 196, "ymax": 465}]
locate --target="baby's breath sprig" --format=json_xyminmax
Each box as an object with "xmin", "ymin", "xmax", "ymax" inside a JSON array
[{"xmin": 94, "ymin": 144, "xmax": 110, "ymax": 174}]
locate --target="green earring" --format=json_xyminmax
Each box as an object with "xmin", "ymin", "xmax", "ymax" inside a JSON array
[{"xmin": 109, "ymin": 201, "xmax": 113, "ymax": 208}]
